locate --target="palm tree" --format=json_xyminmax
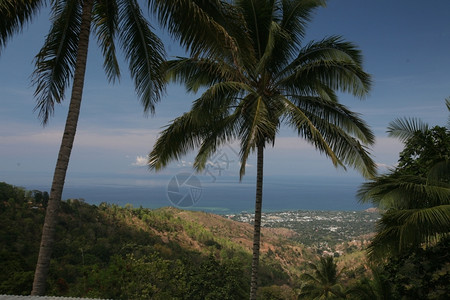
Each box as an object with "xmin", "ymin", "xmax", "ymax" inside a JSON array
[
  {"xmin": 1, "ymin": 0, "xmax": 241, "ymax": 295},
  {"xmin": 298, "ymin": 256, "xmax": 346, "ymax": 299},
  {"xmin": 358, "ymin": 99, "xmax": 450, "ymax": 259},
  {"xmin": 0, "ymin": 0, "xmax": 45, "ymax": 53},
  {"xmin": 148, "ymin": 1, "xmax": 376, "ymax": 298},
  {"xmin": 28, "ymin": 0, "xmax": 165, "ymax": 295},
  {"xmin": 1, "ymin": 0, "xmax": 235, "ymax": 56},
  {"xmin": 346, "ymin": 265, "xmax": 394, "ymax": 300}
]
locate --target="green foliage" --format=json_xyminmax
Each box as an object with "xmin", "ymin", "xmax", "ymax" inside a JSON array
[
  {"xmin": 359, "ymin": 100, "xmax": 450, "ymax": 259},
  {"xmin": 354, "ymin": 100, "xmax": 450, "ymax": 298},
  {"xmin": 382, "ymin": 237, "xmax": 450, "ymax": 299},
  {"xmin": 149, "ymin": 3, "xmax": 374, "ymax": 298},
  {"xmin": 298, "ymin": 256, "xmax": 346, "ymax": 299},
  {"xmin": 0, "ymin": 0, "xmax": 45, "ymax": 53},
  {"xmin": 149, "ymin": 1, "xmax": 376, "ymax": 179},
  {"xmin": 346, "ymin": 265, "xmax": 394, "ymax": 300},
  {"xmin": 182, "ymin": 256, "xmax": 248, "ymax": 300},
  {"xmin": 0, "ymin": 182, "xmax": 44, "ymax": 294},
  {"xmin": 31, "ymin": 0, "xmax": 165, "ymax": 124},
  {"xmin": 2, "ymin": 182, "xmax": 314, "ymax": 298},
  {"xmin": 257, "ymin": 285, "xmax": 297, "ymax": 300},
  {"xmin": 396, "ymin": 126, "xmax": 450, "ymax": 177}
]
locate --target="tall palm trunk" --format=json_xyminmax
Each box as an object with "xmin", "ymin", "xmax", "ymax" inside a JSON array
[
  {"xmin": 31, "ymin": 0, "xmax": 93, "ymax": 295},
  {"xmin": 250, "ymin": 141, "xmax": 264, "ymax": 300}
]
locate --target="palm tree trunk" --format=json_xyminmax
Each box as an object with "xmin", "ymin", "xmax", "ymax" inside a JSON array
[
  {"xmin": 31, "ymin": 0, "xmax": 93, "ymax": 295},
  {"xmin": 250, "ymin": 141, "xmax": 264, "ymax": 300}
]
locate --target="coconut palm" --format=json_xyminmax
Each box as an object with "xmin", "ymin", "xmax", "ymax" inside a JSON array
[
  {"xmin": 358, "ymin": 100, "xmax": 450, "ymax": 260},
  {"xmin": 1, "ymin": 0, "xmax": 234, "ymax": 56},
  {"xmin": 148, "ymin": 1, "xmax": 376, "ymax": 298},
  {"xmin": 2, "ymin": 0, "xmax": 242, "ymax": 295},
  {"xmin": 148, "ymin": 0, "xmax": 243, "ymax": 60},
  {"xmin": 0, "ymin": 0, "xmax": 45, "ymax": 53},
  {"xmin": 28, "ymin": 0, "xmax": 166, "ymax": 295},
  {"xmin": 346, "ymin": 265, "xmax": 394, "ymax": 300},
  {"xmin": 298, "ymin": 256, "xmax": 346, "ymax": 299}
]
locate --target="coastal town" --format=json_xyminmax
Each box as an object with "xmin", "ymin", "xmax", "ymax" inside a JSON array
[{"xmin": 229, "ymin": 209, "xmax": 380, "ymax": 250}]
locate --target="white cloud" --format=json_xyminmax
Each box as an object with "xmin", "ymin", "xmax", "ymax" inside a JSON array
[
  {"xmin": 0, "ymin": 121, "xmax": 160, "ymax": 154},
  {"xmin": 177, "ymin": 160, "xmax": 193, "ymax": 167},
  {"xmin": 375, "ymin": 162, "xmax": 397, "ymax": 174},
  {"xmin": 132, "ymin": 155, "xmax": 148, "ymax": 167},
  {"xmin": 376, "ymin": 162, "xmax": 395, "ymax": 169}
]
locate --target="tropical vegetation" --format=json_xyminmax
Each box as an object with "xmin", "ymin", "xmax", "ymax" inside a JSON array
[
  {"xmin": 28, "ymin": 0, "xmax": 167, "ymax": 294},
  {"xmin": 2, "ymin": 179, "xmax": 448, "ymax": 299},
  {"xmin": 357, "ymin": 99, "xmax": 450, "ymax": 299},
  {"xmin": 298, "ymin": 256, "xmax": 346, "ymax": 299},
  {"xmin": 148, "ymin": 0, "xmax": 375, "ymax": 298},
  {"xmin": 346, "ymin": 265, "xmax": 394, "ymax": 300},
  {"xmin": 4, "ymin": 1, "xmax": 448, "ymax": 299},
  {"xmin": 358, "ymin": 99, "xmax": 450, "ymax": 259},
  {"xmin": 0, "ymin": 0, "xmax": 251, "ymax": 294},
  {"xmin": 0, "ymin": 182, "xmax": 250, "ymax": 298}
]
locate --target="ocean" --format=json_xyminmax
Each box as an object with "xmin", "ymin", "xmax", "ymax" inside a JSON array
[{"xmin": 35, "ymin": 174, "xmax": 371, "ymax": 214}]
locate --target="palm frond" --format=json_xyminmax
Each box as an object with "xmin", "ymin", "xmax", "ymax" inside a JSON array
[
  {"xmin": 32, "ymin": 0, "xmax": 81, "ymax": 124},
  {"xmin": 300, "ymin": 256, "xmax": 345, "ymax": 299},
  {"xmin": 347, "ymin": 265, "xmax": 393, "ymax": 300},
  {"xmin": 328, "ymin": 131, "xmax": 376, "ymax": 179},
  {"xmin": 284, "ymin": 96, "xmax": 377, "ymax": 178},
  {"xmin": 387, "ymin": 117, "xmax": 429, "ymax": 142},
  {"xmin": 358, "ymin": 172, "xmax": 450, "ymax": 209},
  {"xmin": 289, "ymin": 96, "xmax": 375, "ymax": 144},
  {"xmin": 277, "ymin": 0, "xmax": 326, "ymax": 61},
  {"xmin": 118, "ymin": 0, "xmax": 165, "ymax": 114},
  {"xmin": 92, "ymin": 0, "xmax": 120, "ymax": 83},
  {"xmin": 302, "ymin": 60, "xmax": 371, "ymax": 99},
  {"xmin": 282, "ymin": 96, "xmax": 341, "ymax": 167},
  {"xmin": 446, "ymin": 97, "xmax": 450, "ymax": 128},
  {"xmin": 0, "ymin": 0, "xmax": 45, "ymax": 54},
  {"xmin": 278, "ymin": 36, "xmax": 371, "ymax": 98},
  {"xmin": 190, "ymin": 81, "xmax": 248, "ymax": 115},
  {"xmin": 149, "ymin": 0, "xmax": 240, "ymax": 60},
  {"xmin": 148, "ymin": 112, "xmax": 203, "ymax": 171},
  {"xmin": 165, "ymin": 57, "xmax": 243, "ymax": 93},
  {"xmin": 254, "ymin": 21, "xmax": 286, "ymax": 75},
  {"xmin": 149, "ymin": 79, "xmax": 244, "ymax": 171},
  {"xmin": 193, "ymin": 113, "xmax": 240, "ymax": 171},
  {"xmin": 368, "ymin": 205, "xmax": 450, "ymax": 259},
  {"xmin": 238, "ymin": 94, "xmax": 276, "ymax": 179},
  {"xmin": 236, "ymin": 0, "xmax": 274, "ymax": 60}
]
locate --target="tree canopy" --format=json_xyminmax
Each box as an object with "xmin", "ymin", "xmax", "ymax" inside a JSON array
[{"xmin": 359, "ymin": 100, "xmax": 450, "ymax": 259}]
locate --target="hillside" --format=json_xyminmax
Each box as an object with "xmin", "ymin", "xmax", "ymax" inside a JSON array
[{"xmin": 0, "ymin": 182, "xmax": 317, "ymax": 299}]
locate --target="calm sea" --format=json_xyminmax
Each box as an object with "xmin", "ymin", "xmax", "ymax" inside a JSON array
[{"xmin": 27, "ymin": 174, "xmax": 371, "ymax": 214}]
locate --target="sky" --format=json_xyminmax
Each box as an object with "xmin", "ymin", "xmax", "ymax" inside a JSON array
[{"xmin": 0, "ymin": 0, "xmax": 449, "ymax": 208}]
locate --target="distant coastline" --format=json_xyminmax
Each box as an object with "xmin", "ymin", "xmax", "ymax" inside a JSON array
[{"xmin": 8, "ymin": 173, "xmax": 370, "ymax": 214}]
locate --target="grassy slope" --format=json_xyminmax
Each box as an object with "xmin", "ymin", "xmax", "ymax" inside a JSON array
[
  {"xmin": 0, "ymin": 188, "xmax": 315, "ymax": 298},
  {"xmin": 1, "ymin": 182, "xmax": 375, "ymax": 298}
]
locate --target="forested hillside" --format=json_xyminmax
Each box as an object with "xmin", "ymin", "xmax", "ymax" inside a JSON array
[
  {"xmin": 2, "ymin": 181, "xmax": 448, "ymax": 299},
  {"xmin": 0, "ymin": 182, "xmax": 313, "ymax": 299}
]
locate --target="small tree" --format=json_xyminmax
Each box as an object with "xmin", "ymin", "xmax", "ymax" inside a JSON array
[
  {"xmin": 346, "ymin": 265, "xmax": 394, "ymax": 300},
  {"xmin": 298, "ymin": 256, "xmax": 346, "ymax": 299},
  {"xmin": 358, "ymin": 99, "xmax": 450, "ymax": 259}
]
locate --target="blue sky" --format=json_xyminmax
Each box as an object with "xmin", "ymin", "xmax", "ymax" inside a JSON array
[{"xmin": 0, "ymin": 0, "xmax": 449, "ymax": 204}]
